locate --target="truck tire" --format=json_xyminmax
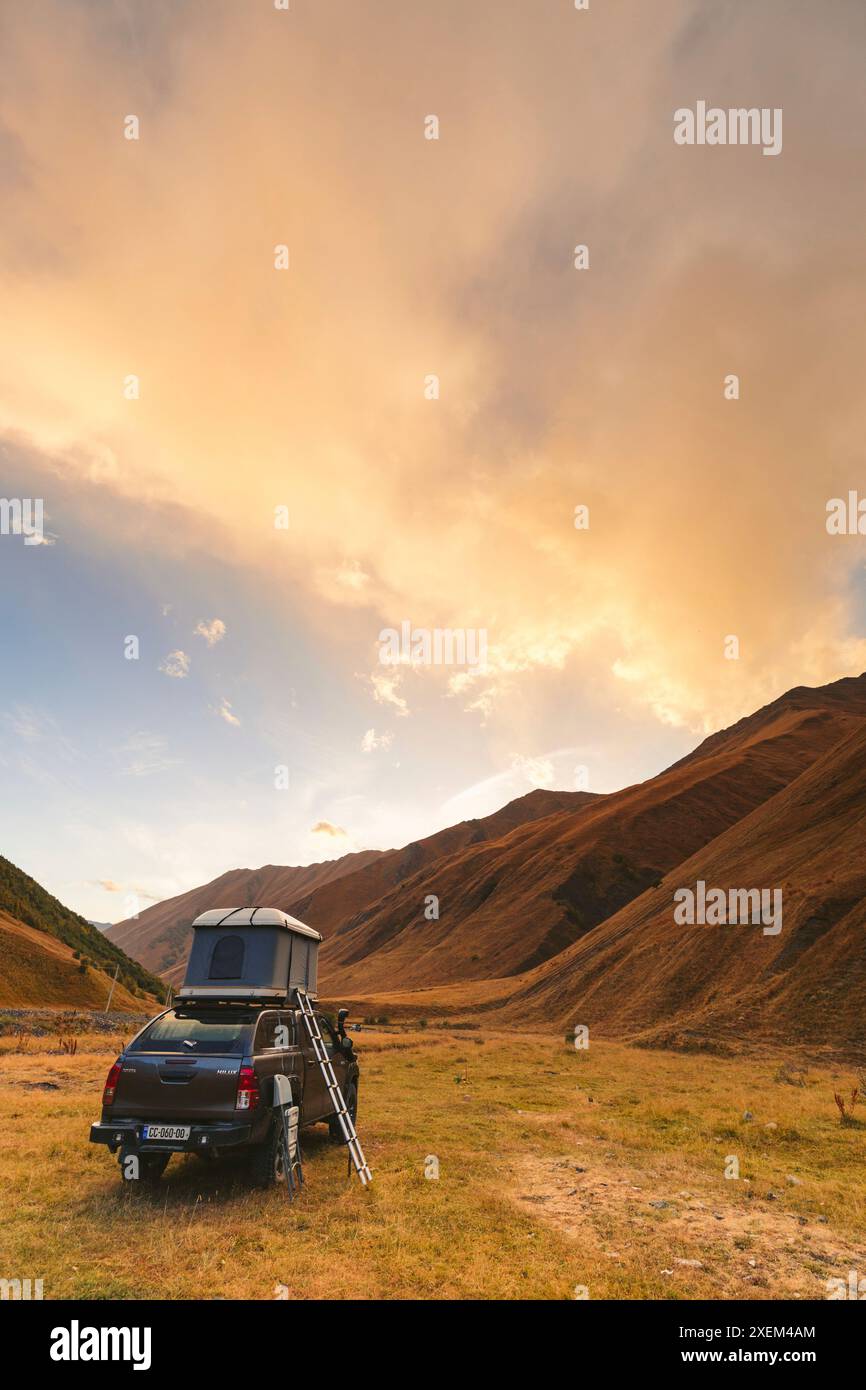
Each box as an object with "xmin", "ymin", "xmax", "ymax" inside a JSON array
[
  {"xmin": 247, "ymin": 1119, "xmax": 284, "ymax": 1189},
  {"xmin": 328, "ymin": 1080, "xmax": 358, "ymax": 1143},
  {"xmin": 119, "ymin": 1150, "xmax": 170, "ymax": 1185}
]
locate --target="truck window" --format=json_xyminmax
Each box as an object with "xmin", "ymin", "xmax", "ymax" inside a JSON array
[
  {"xmin": 254, "ymin": 1012, "xmax": 283, "ymax": 1050},
  {"xmin": 129, "ymin": 1010, "xmax": 254, "ymax": 1055},
  {"xmin": 278, "ymin": 1011, "xmax": 297, "ymax": 1047},
  {"xmin": 317, "ymin": 1015, "xmax": 338, "ymax": 1047}
]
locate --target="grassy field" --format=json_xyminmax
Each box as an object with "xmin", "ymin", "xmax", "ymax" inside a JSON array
[{"xmin": 1, "ymin": 1020, "xmax": 865, "ymax": 1300}]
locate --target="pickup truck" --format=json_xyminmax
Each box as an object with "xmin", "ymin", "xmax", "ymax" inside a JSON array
[{"xmin": 89, "ymin": 1002, "xmax": 359, "ymax": 1186}]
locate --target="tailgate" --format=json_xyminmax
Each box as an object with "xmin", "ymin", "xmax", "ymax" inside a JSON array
[{"xmin": 112, "ymin": 1053, "xmax": 242, "ymax": 1122}]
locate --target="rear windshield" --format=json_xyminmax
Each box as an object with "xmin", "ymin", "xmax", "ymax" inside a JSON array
[{"xmin": 130, "ymin": 1010, "xmax": 255, "ymax": 1055}]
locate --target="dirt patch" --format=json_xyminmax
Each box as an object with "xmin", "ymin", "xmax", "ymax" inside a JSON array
[{"xmin": 511, "ymin": 1150, "xmax": 866, "ymax": 1299}]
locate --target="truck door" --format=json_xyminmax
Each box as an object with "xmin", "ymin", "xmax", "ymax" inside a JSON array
[
  {"xmin": 297, "ymin": 1009, "xmax": 330, "ymax": 1122},
  {"xmin": 253, "ymin": 1010, "xmax": 304, "ymax": 1128}
]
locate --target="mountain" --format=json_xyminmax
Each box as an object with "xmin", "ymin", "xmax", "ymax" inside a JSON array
[
  {"xmin": 494, "ymin": 715, "xmax": 866, "ymax": 1053},
  {"xmin": 0, "ymin": 856, "xmax": 164, "ymax": 1009},
  {"xmin": 106, "ymin": 850, "xmax": 384, "ymax": 980},
  {"xmin": 105, "ymin": 673, "xmax": 866, "ymax": 1055},
  {"xmin": 316, "ymin": 676, "xmax": 866, "ymax": 993},
  {"xmin": 109, "ymin": 789, "xmax": 598, "ymax": 984}
]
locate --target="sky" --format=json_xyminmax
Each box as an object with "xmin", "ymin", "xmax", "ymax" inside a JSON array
[{"xmin": 1, "ymin": 0, "xmax": 865, "ymax": 923}]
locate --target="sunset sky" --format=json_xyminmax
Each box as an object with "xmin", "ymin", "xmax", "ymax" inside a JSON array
[{"xmin": 1, "ymin": 0, "xmax": 865, "ymax": 923}]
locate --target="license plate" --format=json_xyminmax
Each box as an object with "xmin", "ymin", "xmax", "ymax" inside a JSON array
[{"xmin": 142, "ymin": 1124, "xmax": 191, "ymax": 1141}]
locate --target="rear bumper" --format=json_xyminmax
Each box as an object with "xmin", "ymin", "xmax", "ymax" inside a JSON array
[{"xmin": 89, "ymin": 1118, "xmax": 254, "ymax": 1154}]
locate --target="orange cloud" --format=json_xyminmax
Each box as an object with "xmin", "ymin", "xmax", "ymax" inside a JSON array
[{"xmin": 1, "ymin": 0, "xmax": 864, "ymax": 744}]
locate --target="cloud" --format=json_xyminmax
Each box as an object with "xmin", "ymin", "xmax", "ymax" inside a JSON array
[
  {"xmin": 214, "ymin": 698, "xmax": 240, "ymax": 727},
  {"xmin": 2, "ymin": 705, "xmax": 45, "ymax": 742},
  {"xmin": 2, "ymin": 0, "xmax": 866, "ymax": 746},
  {"xmin": 0, "ymin": 705, "xmax": 78, "ymax": 767},
  {"xmin": 366, "ymin": 670, "xmax": 409, "ymax": 717},
  {"xmin": 159, "ymin": 650, "xmax": 190, "ymax": 679},
  {"xmin": 118, "ymin": 731, "xmax": 180, "ymax": 777},
  {"xmin": 361, "ymin": 727, "xmax": 393, "ymax": 753},
  {"xmin": 194, "ymin": 618, "xmax": 226, "ymax": 646},
  {"xmin": 86, "ymin": 879, "xmax": 160, "ymax": 903},
  {"xmin": 335, "ymin": 562, "xmax": 369, "ymax": 591},
  {"xmin": 510, "ymin": 754, "xmax": 556, "ymax": 789},
  {"xmin": 311, "ymin": 820, "xmax": 348, "ymax": 839}
]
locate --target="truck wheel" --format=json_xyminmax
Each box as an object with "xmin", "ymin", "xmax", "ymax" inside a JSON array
[
  {"xmin": 328, "ymin": 1080, "xmax": 358, "ymax": 1143},
  {"xmin": 247, "ymin": 1119, "xmax": 284, "ymax": 1189},
  {"xmin": 119, "ymin": 1150, "xmax": 170, "ymax": 1185}
]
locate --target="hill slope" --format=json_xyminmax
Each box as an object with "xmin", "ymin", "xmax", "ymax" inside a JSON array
[
  {"xmin": 317, "ymin": 677, "xmax": 866, "ymax": 993},
  {"xmin": 0, "ymin": 857, "xmax": 164, "ymax": 1008},
  {"xmin": 495, "ymin": 717, "xmax": 866, "ymax": 1053},
  {"xmin": 0, "ymin": 910, "xmax": 149, "ymax": 1010}
]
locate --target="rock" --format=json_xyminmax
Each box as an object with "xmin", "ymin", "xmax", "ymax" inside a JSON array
[
  {"xmin": 766, "ymin": 1191, "xmax": 778, "ymax": 1201},
  {"xmin": 674, "ymin": 1258, "xmax": 703, "ymax": 1268},
  {"xmin": 764, "ymin": 1121, "xmax": 778, "ymax": 1130},
  {"xmin": 786, "ymin": 1175, "xmax": 803, "ymax": 1185},
  {"xmin": 649, "ymin": 1200, "xmax": 669, "ymax": 1209},
  {"xmin": 747, "ymin": 1259, "xmax": 757, "ymax": 1268},
  {"xmin": 742, "ymin": 1110, "xmax": 753, "ymax": 1121}
]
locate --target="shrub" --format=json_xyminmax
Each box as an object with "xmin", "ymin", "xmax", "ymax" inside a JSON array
[{"xmin": 834, "ymin": 1088, "xmax": 860, "ymax": 1125}]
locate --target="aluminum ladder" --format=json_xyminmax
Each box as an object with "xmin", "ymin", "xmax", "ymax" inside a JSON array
[{"xmin": 294, "ymin": 988, "xmax": 372, "ymax": 1187}]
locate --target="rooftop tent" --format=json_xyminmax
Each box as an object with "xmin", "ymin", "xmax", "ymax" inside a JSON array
[{"xmin": 177, "ymin": 906, "xmax": 322, "ymax": 1003}]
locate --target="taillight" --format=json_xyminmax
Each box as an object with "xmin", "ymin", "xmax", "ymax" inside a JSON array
[
  {"xmin": 103, "ymin": 1059, "xmax": 123, "ymax": 1106},
  {"xmin": 235, "ymin": 1065, "xmax": 259, "ymax": 1111}
]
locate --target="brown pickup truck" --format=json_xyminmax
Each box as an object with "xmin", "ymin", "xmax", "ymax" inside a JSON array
[{"xmin": 89, "ymin": 1002, "xmax": 359, "ymax": 1186}]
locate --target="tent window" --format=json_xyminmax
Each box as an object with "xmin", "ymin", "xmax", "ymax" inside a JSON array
[{"xmin": 209, "ymin": 934, "xmax": 245, "ymax": 980}]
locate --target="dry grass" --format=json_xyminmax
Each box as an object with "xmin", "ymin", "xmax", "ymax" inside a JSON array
[{"xmin": 1, "ymin": 1026, "xmax": 864, "ymax": 1300}]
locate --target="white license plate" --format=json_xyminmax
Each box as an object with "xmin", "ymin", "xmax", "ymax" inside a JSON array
[{"xmin": 142, "ymin": 1124, "xmax": 191, "ymax": 1141}]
